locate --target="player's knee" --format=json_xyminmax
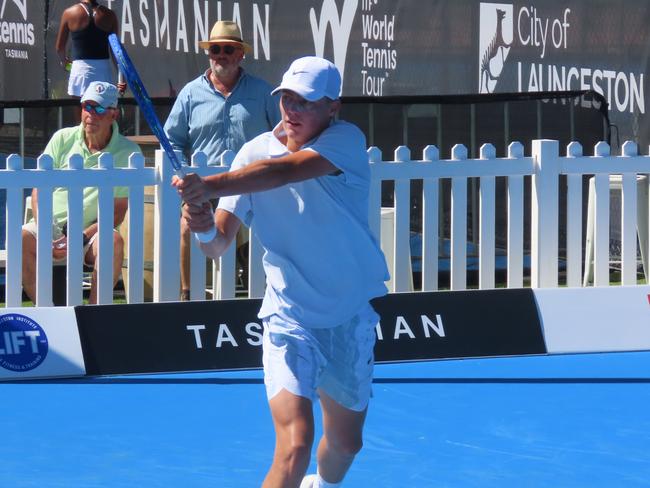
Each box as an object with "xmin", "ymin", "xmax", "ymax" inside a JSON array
[
  {"xmin": 113, "ymin": 232, "xmax": 124, "ymax": 253},
  {"xmin": 278, "ymin": 441, "xmax": 311, "ymax": 472},
  {"xmin": 330, "ymin": 435, "xmax": 363, "ymax": 458}
]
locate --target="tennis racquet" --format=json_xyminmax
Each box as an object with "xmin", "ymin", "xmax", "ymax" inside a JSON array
[{"xmin": 108, "ymin": 34, "xmax": 216, "ymax": 243}]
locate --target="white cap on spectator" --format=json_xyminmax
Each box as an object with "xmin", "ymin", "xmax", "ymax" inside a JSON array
[
  {"xmin": 271, "ymin": 56, "xmax": 341, "ymax": 101},
  {"xmin": 81, "ymin": 81, "xmax": 118, "ymax": 108}
]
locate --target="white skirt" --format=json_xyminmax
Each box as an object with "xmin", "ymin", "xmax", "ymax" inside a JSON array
[{"xmin": 67, "ymin": 58, "xmax": 114, "ymax": 97}]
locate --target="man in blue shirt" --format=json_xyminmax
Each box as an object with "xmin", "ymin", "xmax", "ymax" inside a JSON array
[{"xmin": 163, "ymin": 20, "xmax": 280, "ymax": 300}]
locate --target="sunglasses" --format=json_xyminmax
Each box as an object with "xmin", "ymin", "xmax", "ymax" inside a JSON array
[
  {"xmin": 81, "ymin": 103, "xmax": 111, "ymax": 115},
  {"xmin": 209, "ymin": 44, "xmax": 237, "ymax": 55}
]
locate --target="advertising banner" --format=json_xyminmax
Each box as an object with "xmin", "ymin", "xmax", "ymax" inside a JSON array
[{"xmin": 3, "ymin": 1, "xmax": 649, "ymax": 143}]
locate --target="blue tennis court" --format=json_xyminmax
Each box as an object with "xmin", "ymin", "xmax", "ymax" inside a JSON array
[{"xmin": 2, "ymin": 351, "xmax": 649, "ymax": 487}]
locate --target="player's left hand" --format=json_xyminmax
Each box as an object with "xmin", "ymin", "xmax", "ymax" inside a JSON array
[{"xmin": 181, "ymin": 201, "xmax": 214, "ymax": 234}]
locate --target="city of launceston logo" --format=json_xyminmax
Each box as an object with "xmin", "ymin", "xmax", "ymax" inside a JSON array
[
  {"xmin": 478, "ymin": 3, "xmax": 513, "ymax": 93},
  {"xmin": 0, "ymin": 313, "xmax": 49, "ymax": 372}
]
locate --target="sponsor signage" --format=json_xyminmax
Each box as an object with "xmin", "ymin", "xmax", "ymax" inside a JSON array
[
  {"xmin": 73, "ymin": 289, "xmax": 546, "ymax": 376},
  {"xmin": 0, "ymin": 307, "xmax": 85, "ymax": 380},
  {"xmin": 372, "ymin": 288, "xmax": 546, "ymax": 362},
  {"xmin": 2, "ymin": 286, "xmax": 650, "ymax": 380},
  {"xmin": 1, "ymin": 1, "xmax": 645, "ymax": 146},
  {"xmin": 0, "ymin": 0, "xmax": 43, "ymax": 99}
]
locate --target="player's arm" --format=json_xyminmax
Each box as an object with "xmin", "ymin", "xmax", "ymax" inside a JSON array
[
  {"xmin": 174, "ymin": 150, "xmax": 337, "ymax": 205},
  {"xmin": 55, "ymin": 10, "xmax": 71, "ymax": 68},
  {"xmin": 182, "ymin": 204, "xmax": 241, "ymax": 259}
]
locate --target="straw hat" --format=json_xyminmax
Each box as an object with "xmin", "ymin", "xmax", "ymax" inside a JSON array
[{"xmin": 198, "ymin": 21, "xmax": 252, "ymax": 54}]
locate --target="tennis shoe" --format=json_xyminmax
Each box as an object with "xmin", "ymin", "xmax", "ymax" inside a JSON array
[{"xmin": 300, "ymin": 474, "xmax": 317, "ymax": 488}]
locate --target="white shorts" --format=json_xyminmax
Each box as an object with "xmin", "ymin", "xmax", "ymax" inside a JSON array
[
  {"xmin": 262, "ymin": 303, "xmax": 379, "ymax": 412},
  {"xmin": 68, "ymin": 59, "xmax": 114, "ymax": 97}
]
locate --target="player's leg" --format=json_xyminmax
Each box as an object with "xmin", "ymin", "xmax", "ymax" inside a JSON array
[
  {"xmin": 21, "ymin": 228, "xmax": 38, "ymax": 302},
  {"xmin": 262, "ymin": 389, "xmax": 315, "ymax": 487},
  {"xmin": 262, "ymin": 316, "xmax": 327, "ymax": 487},
  {"xmin": 179, "ymin": 214, "xmax": 191, "ymax": 300},
  {"xmin": 315, "ymin": 391, "xmax": 368, "ymax": 484},
  {"xmin": 84, "ymin": 231, "xmax": 123, "ymax": 304},
  {"xmin": 305, "ymin": 304, "xmax": 379, "ymax": 486}
]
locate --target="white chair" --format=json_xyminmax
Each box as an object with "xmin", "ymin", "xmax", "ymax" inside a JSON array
[{"xmin": 583, "ymin": 175, "xmax": 649, "ymax": 285}]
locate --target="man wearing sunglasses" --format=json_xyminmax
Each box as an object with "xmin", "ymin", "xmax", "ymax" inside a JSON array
[
  {"xmin": 164, "ymin": 20, "xmax": 280, "ymax": 301},
  {"xmin": 22, "ymin": 81, "xmax": 141, "ymax": 305}
]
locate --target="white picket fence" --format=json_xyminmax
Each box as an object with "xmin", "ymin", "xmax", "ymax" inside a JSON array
[{"xmin": 1, "ymin": 139, "xmax": 649, "ymax": 307}]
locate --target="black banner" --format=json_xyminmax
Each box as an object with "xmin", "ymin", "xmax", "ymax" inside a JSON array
[{"xmin": 73, "ymin": 289, "xmax": 546, "ymax": 376}]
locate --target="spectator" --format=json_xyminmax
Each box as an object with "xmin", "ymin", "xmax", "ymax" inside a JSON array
[
  {"xmin": 164, "ymin": 20, "xmax": 280, "ymax": 300},
  {"xmin": 174, "ymin": 56, "xmax": 389, "ymax": 488},
  {"xmin": 55, "ymin": 0, "xmax": 126, "ymax": 97},
  {"xmin": 22, "ymin": 82, "xmax": 140, "ymax": 304}
]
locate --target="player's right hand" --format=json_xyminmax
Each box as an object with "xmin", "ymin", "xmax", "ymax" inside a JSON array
[{"xmin": 172, "ymin": 173, "xmax": 208, "ymax": 205}]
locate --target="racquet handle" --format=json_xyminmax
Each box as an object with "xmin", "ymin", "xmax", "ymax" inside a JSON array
[{"xmin": 175, "ymin": 168, "xmax": 217, "ymax": 244}]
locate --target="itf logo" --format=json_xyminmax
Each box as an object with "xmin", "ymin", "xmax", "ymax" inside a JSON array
[
  {"xmin": 478, "ymin": 3, "xmax": 513, "ymax": 93},
  {"xmin": 309, "ymin": 0, "xmax": 358, "ymax": 84},
  {"xmin": 0, "ymin": 313, "xmax": 49, "ymax": 372},
  {"xmin": 0, "ymin": 0, "xmax": 27, "ymax": 19}
]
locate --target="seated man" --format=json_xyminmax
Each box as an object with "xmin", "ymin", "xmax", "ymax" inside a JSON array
[{"xmin": 21, "ymin": 81, "xmax": 141, "ymax": 304}]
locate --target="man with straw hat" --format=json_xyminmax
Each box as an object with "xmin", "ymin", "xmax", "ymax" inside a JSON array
[{"xmin": 164, "ymin": 20, "xmax": 280, "ymax": 300}]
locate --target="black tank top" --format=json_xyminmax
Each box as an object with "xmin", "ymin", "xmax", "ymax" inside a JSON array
[{"xmin": 70, "ymin": 3, "xmax": 110, "ymax": 60}]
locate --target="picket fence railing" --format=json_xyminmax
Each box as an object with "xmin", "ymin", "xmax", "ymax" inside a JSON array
[{"xmin": 1, "ymin": 139, "xmax": 649, "ymax": 307}]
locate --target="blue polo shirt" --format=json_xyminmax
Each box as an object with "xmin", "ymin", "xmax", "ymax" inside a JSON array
[{"xmin": 164, "ymin": 69, "xmax": 280, "ymax": 165}]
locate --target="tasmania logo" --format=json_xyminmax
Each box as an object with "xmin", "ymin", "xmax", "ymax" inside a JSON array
[
  {"xmin": 0, "ymin": 0, "xmax": 27, "ymax": 20},
  {"xmin": 478, "ymin": 3, "xmax": 513, "ymax": 93}
]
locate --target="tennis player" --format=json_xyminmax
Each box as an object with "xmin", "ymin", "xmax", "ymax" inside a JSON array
[{"xmin": 173, "ymin": 56, "xmax": 389, "ymax": 488}]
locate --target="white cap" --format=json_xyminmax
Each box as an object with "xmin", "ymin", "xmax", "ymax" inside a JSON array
[
  {"xmin": 271, "ymin": 56, "xmax": 341, "ymax": 101},
  {"xmin": 81, "ymin": 81, "xmax": 118, "ymax": 108}
]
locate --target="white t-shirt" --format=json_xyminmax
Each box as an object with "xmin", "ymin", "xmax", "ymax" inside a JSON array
[{"xmin": 218, "ymin": 120, "xmax": 389, "ymax": 328}]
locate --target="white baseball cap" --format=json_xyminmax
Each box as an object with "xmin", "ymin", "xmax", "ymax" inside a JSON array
[
  {"xmin": 81, "ymin": 81, "xmax": 118, "ymax": 108},
  {"xmin": 271, "ymin": 56, "xmax": 341, "ymax": 101}
]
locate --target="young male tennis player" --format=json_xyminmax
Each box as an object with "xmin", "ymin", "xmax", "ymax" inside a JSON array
[{"xmin": 173, "ymin": 56, "xmax": 389, "ymax": 488}]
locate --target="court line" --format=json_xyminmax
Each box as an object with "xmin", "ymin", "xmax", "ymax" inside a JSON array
[{"xmin": 5, "ymin": 377, "xmax": 650, "ymax": 385}]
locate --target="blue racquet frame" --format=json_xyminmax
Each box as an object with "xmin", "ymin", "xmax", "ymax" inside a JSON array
[
  {"xmin": 109, "ymin": 34, "xmax": 217, "ymax": 242},
  {"xmin": 108, "ymin": 33, "xmax": 183, "ymax": 173}
]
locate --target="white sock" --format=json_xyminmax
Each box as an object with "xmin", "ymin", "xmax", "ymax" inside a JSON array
[{"xmin": 313, "ymin": 471, "xmax": 342, "ymax": 488}]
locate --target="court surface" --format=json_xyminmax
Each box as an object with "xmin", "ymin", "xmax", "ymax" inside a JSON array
[{"xmin": 2, "ymin": 351, "xmax": 650, "ymax": 487}]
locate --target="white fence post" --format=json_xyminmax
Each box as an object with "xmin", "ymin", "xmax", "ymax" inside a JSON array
[
  {"xmin": 393, "ymin": 146, "xmax": 412, "ymax": 292},
  {"xmin": 421, "ymin": 145, "xmax": 439, "ymax": 291},
  {"xmin": 593, "ymin": 141, "xmax": 611, "ymax": 286},
  {"xmin": 506, "ymin": 142, "xmax": 525, "ymax": 288},
  {"xmin": 620, "ymin": 141, "xmax": 639, "ymax": 285},
  {"xmin": 97, "ymin": 153, "xmax": 115, "ymax": 304},
  {"xmin": 531, "ymin": 139, "xmax": 560, "ymax": 288},
  {"xmin": 450, "ymin": 144, "xmax": 468, "ymax": 290},
  {"xmin": 64, "ymin": 154, "xmax": 84, "ymax": 306},
  {"xmin": 127, "ymin": 152, "xmax": 146, "ymax": 303},
  {"xmin": 5, "ymin": 155, "xmax": 24, "ymax": 307},
  {"xmin": 565, "ymin": 142, "xmax": 583, "ymax": 288},
  {"xmin": 479, "ymin": 143, "xmax": 496, "ymax": 289},
  {"xmin": 154, "ymin": 149, "xmax": 181, "ymax": 302}
]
